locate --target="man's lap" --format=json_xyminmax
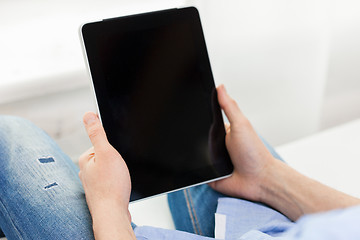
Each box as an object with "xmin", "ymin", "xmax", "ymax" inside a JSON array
[
  {"xmin": 0, "ymin": 116, "xmax": 284, "ymax": 239},
  {"xmin": 0, "ymin": 116, "xmax": 94, "ymax": 239}
]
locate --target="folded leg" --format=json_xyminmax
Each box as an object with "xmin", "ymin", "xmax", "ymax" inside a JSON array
[
  {"xmin": 0, "ymin": 116, "xmax": 94, "ymax": 240},
  {"xmin": 167, "ymin": 135, "xmax": 284, "ymax": 237}
]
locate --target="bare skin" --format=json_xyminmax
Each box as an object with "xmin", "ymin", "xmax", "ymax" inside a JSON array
[
  {"xmin": 78, "ymin": 84, "xmax": 360, "ymax": 239},
  {"xmin": 79, "ymin": 113, "xmax": 135, "ymax": 240},
  {"xmin": 209, "ymin": 85, "xmax": 360, "ymax": 220}
]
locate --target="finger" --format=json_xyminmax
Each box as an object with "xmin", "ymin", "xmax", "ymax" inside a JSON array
[
  {"xmin": 79, "ymin": 147, "xmax": 95, "ymax": 170},
  {"xmin": 224, "ymin": 122, "xmax": 231, "ymax": 134},
  {"xmin": 217, "ymin": 84, "xmax": 243, "ymax": 126},
  {"xmin": 208, "ymin": 179, "xmax": 227, "ymax": 193},
  {"xmin": 83, "ymin": 112, "xmax": 109, "ymax": 151},
  {"xmin": 208, "ymin": 176, "xmax": 238, "ymax": 197}
]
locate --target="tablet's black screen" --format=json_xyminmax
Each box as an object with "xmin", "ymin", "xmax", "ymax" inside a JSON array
[{"xmin": 82, "ymin": 7, "xmax": 233, "ymax": 201}]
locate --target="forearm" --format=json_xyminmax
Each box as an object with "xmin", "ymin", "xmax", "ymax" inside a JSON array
[
  {"xmin": 260, "ymin": 159, "xmax": 360, "ymax": 221},
  {"xmin": 91, "ymin": 201, "xmax": 136, "ymax": 240}
]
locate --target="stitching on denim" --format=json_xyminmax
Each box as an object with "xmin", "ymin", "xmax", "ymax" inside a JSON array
[
  {"xmin": 0, "ymin": 197, "xmax": 24, "ymax": 239},
  {"xmin": 187, "ymin": 188, "xmax": 203, "ymax": 236},
  {"xmin": 183, "ymin": 189, "xmax": 198, "ymax": 235}
]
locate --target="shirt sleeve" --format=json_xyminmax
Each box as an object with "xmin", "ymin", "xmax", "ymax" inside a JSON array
[
  {"xmin": 134, "ymin": 226, "xmax": 215, "ymax": 240},
  {"xmin": 281, "ymin": 205, "xmax": 360, "ymax": 239},
  {"xmin": 215, "ymin": 197, "xmax": 293, "ymax": 239},
  {"xmin": 133, "ymin": 198, "xmax": 360, "ymax": 240},
  {"xmin": 216, "ymin": 197, "xmax": 360, "ymax": 240}
]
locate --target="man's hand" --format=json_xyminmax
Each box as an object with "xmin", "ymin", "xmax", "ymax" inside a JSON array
[
  {"xmin": 210, "ymin": 85, "xmax": 360, "ymax": 220},
  {"xmin": 208, "ymin": 85, "xmax": 276, "ymax": 202},
  {"xmin": 79, "ymin": 112, "xmax": 135, "ymax": 239}
]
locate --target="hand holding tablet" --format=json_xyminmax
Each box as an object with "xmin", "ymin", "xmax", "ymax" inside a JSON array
[{"xmin": 80, "ymin": 7, "xmax": 233, "ymax": 201}]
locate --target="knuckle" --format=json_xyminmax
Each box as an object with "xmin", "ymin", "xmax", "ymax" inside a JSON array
[
  {"xmin": 78, "ymin": 154, "xmax": 88, "ymax": 169},
  {"xmin": 237, "ymin": 118, "xmax": 251, "ymax": 129},
  {"xmin": 87, "ymin": 125, "xmax": 100, "ymax": 140},
  {"xmin": 78, "ymin": 158, "xmax": 84, "ymax": 169},
  {"xmin": 229, "ymin": 98, "xmax": 237, "ymax": 106},
  {"xmin": 241, "ymin": 117, "xmax": 251, "ymax": 126}
]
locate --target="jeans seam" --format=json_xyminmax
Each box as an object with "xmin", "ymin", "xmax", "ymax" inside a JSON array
[
  {"xmin": 183, "ymin": 189, "xmax": 198, "ymax": 235},
  {"xmin": 184, "ymin": 188, "xmax": 203, "ymax": 236},
  {"xmin": 0, "ymin": 197, "xmax": 24, "ymax": 239},
  {"xmin": 187, "ymin": 188, "xmax": 203, "ymax": 236}
]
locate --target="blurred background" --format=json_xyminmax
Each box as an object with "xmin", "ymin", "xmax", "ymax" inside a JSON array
[
  {"xmin": 1, "ymin": 0, "xmax": 359, "ymax": 163},
  {"xmin": 1, "ymin": 0, "xmax": 360, "ymax": 234}
]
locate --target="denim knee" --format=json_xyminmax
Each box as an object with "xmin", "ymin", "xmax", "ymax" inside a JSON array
[
  {"xmin": 0, "ymin": 115, "xmax": 41, "ymax": 140},
  {"xmin": 0, "ymin": 115, "xmax": 54, "ymax": 167},
  {"xmin": 0, "ymin": 115, "xmax": 40, "ymax": 127},
  {"xmin": 0, "ymin": 115, "xmax": 51, "ymax": 142}
]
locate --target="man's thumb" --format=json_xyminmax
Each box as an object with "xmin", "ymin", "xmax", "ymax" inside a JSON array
[
  {"xmin": 217, "ymin": 85, "xmax": 242, "ymax": 126},
  {"xmin": 83, "ymin": 112, "xmax": 109, "ymax": 150}
]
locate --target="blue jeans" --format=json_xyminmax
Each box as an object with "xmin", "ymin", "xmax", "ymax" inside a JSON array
[
  {"xmin": 0, "ymin": 116, "xmax": 94, "ymax": 239},
  {"xmin": 167, "ymin": 136, "xmax": 283, "ymax": 238},
  {"xmin": 0, "ymin": 116, "xmax": 283, "ymax": 239}
]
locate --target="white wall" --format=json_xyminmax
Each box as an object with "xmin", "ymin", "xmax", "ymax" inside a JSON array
[
  {"xmin": 0, "ymin": 0, "xmax": 185, "ymax": 103},
  {"xmin": 321, "ymin": 0, "xmax": 360, "ymax": 129},
  {"xmin": 0, "ymin": 0, "xmax": 360, "ymax": 151},
  {"xmin": 188, "ymin": 0, "xmax": 331, "ymax": 145}
]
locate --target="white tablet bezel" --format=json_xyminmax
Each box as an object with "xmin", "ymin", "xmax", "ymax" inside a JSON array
[{"xmin": 78, "ymin": 8, "xmax": 233, "ymax": 203}]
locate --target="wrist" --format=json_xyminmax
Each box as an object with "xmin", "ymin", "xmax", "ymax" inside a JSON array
[
  {"xmin": 91, "ymin": 198, "xmax": 131, "ymax": 222},
  {"xmin": 258, "ymin": 159, "xmax": 311, "ymax": 220},
  {"xmin": 91, "ymin": 201, "xmax": 135, "ymax": 240},
  {"xmin": 258, "ymin": 158, "xmax": 291, "ymax": 205}
]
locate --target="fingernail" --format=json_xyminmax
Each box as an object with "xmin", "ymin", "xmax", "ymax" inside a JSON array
[{"xmin": 85, "ymin": 113, "xmax": 97, "ymax": 125}]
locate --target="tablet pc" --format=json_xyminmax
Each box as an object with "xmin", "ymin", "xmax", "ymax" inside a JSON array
[{"xmin": 80, "ymin": 7, "xmax": 233, "ymax": 202}]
